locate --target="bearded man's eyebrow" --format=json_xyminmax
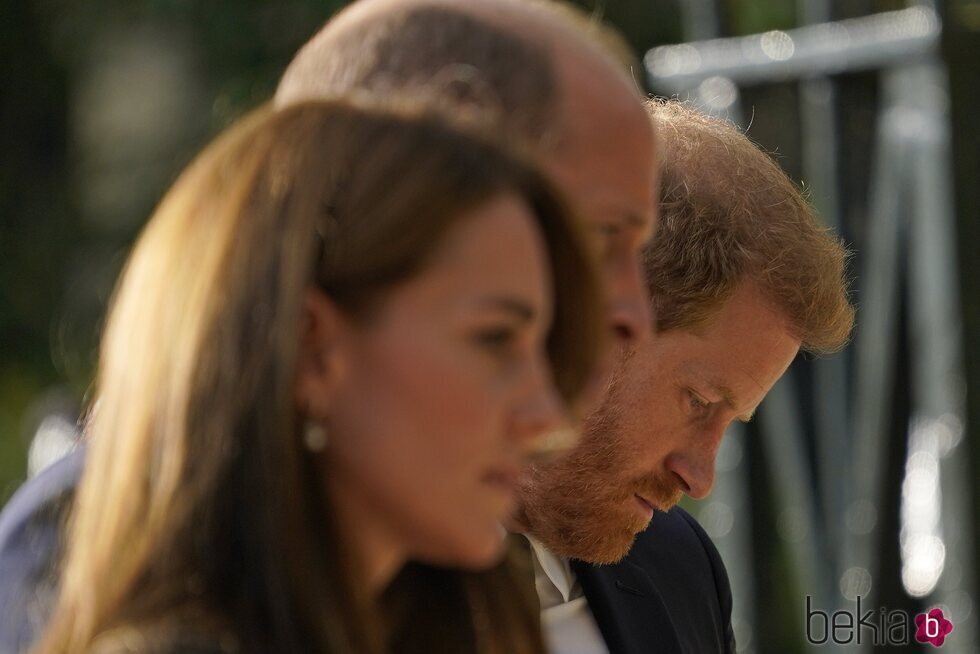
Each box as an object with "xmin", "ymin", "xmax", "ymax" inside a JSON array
[
  {"xmin": 705, "ymin": 380, "xmax": 755, "ymax": 422},
  {"xmin": 706, "ymin": 380, "xmax": 737, "ymax": 410}
]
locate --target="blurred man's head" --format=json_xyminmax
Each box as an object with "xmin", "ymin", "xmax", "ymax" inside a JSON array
[
  {"xmin": 518, "ymin": 100, "xmax": 855, "ymax": 564},
  {"xmin": 276, "ymin": 0, "xmax": 658, "ymax": 371}
]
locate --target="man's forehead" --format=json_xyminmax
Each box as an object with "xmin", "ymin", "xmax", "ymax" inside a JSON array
[
  {"xmin": 571, "ymin": 185, "xmax": 653, "ymax": 221},
  {"xmin": 674, "ymin": 310, "xmax": 799, "ymax": 399}
]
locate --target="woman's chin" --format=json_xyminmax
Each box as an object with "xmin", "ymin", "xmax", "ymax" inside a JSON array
[{"xmin": 417, "ymin": 526, "xmax": 509, "ymax": 571}]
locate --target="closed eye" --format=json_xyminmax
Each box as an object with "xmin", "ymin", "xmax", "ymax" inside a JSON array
[{"xmin": 685, "ymin": 389, "xmax": 710, "ymax": 415}]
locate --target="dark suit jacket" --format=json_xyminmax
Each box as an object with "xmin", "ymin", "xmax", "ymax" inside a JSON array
[
  {"xmin": 572, "ymin": 507, "xmax": 736, "ymax": 654},
  {"xmin": 0, "ymin": 446, "xmax": 85, "ymax": 654}
]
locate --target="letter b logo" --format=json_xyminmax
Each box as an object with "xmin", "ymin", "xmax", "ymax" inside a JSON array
[{"xmin": 915, "ymin": 608, "xmax": 953, "ymax": 647}]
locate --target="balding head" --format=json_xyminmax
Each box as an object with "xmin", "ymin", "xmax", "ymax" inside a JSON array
[
  {"xmin": 277, "ymin": 0, "xmax": 639, "ymax": 148},
  {"xmin": 278, "ymin": 0, "xmax": 658, "ymax": 374}
]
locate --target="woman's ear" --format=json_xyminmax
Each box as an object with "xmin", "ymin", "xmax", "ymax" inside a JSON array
[{"xmin": 295, "ymin": 288, "xmax": 351, "ymax": 419}]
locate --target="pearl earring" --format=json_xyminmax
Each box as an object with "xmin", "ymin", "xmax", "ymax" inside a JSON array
[{"xmin": 303, "ymin": 420, "xmax": 328, "ymax": 452}]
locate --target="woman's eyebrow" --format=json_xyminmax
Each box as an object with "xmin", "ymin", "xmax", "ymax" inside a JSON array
[{"xmin": 474, "ymin": 296, "xmax": 535, "ymax": 323}]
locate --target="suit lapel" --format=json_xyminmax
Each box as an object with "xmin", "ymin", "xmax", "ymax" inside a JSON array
[{"xmin": 573, "ymin": 556, "xmax": 684, "ymax": 654}]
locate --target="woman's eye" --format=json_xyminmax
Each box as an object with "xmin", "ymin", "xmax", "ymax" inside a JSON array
[{"xmin": 476, "ymin": 327, "xmax": 516, "ymax": 350}]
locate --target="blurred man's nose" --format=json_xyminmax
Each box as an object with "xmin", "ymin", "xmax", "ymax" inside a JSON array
[
  {"xmin": 510, "ymin": 356, "xmax": 566, "ymax": 448},
  {"xmin": 604, "ymin": 253, "xmax": 650, "ymax": 346}
]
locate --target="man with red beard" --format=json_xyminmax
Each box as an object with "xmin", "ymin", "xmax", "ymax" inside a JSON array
[{"xmin": 515, "ymin": 100, "xmax": 855, "ymax": 653}]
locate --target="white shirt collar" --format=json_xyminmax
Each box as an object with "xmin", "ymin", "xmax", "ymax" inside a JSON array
[
  {"xmin": 525, "ymin": 534, "xmax": 580, "ymax": 607},
  {"xmin": 523, "ymin": 535, "xmax": 610, "ymax": 654}
]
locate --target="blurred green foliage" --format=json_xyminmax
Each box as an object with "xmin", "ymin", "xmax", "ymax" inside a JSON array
[{"xmin": 0, "ymin": 0, "xmax": 349, "ymax": 501}]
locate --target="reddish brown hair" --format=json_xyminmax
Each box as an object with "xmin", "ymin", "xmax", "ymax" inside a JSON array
[{"xmin": 645, "ymin": 99, "xmax": 854, "ymax": 353}]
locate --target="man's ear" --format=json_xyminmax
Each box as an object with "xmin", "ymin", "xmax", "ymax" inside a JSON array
[{"xmin": 295, "ymin": 288, "xmax": 352, "ymax": 419}]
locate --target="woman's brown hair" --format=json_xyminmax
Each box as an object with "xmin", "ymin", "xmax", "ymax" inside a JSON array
[{"xmin": 33, "ymin": 99, "xmax": 602, "ymax": 653}]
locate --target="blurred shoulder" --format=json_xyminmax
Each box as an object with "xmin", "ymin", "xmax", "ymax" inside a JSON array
[
  {"xmin": 0, "ymin": 445, "xmax": 87, "ymax": 546},
  {"xmin": 0, "ymin": 446, "xmax": 88, "ymax": 651}
]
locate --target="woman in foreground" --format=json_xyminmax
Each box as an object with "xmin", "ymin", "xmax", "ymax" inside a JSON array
[{"xmin": 32, "ymin": 99, "xmax": 602, "ymax": 653}]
